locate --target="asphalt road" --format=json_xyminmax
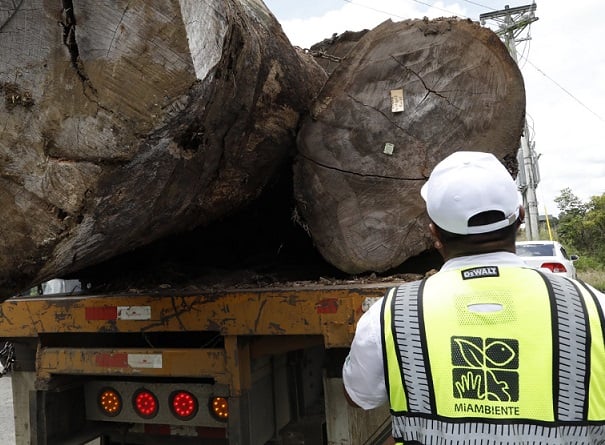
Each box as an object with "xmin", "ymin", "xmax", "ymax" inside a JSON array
[{"xmin": 0, "ymin": 377, "xmax": 15, "ymax": 444}]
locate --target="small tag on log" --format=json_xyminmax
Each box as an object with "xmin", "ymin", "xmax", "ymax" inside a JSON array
[
  {"xmin": 383, "ymin": 142, "xmax": 395, "ymax": 155},
  {"xmin": 390, "ymin": 88, "xmax": 404, "ymax": 112}
]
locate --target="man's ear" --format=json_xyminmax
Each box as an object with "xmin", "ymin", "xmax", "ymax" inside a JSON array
[
  {"xmin": 429, "ymin": 222, "xmax": 438, "ymax": 240},
  {"xmin": 429, "ymin": 223, "xmax": 444, "ymax": 252},
  {"xmin": 517, "ymin": 205, "xmax": 526, "ymax": 227}
]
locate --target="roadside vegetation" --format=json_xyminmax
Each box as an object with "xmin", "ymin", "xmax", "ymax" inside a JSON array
[{"xmin": 553, "ymin": 189, "xmax": 605, "ymax": 291}]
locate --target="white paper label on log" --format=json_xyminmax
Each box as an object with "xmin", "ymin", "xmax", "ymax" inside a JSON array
[
  {"xmin": 128, "ymin": 354, "xmax": 163, "ymax": 369},
  {"xmin": 383, "ymin": 142, "xmax": 395, "ymax": 155},
  {"xmin": 117, "ymin": 306, "xmax": 151, "ymax": 320},
  {"xmin": 390, "ymin": 89, "xmax": 405, "ymax": 113}
]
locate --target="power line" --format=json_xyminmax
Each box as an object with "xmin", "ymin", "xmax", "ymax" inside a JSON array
[
  {"xmin": 341, "ymin": 0, "xmax": 406, "ymax": 20},
  {"xmin": 338, "ymin": 1, "xmax": 604, "ymax": 124},
  {"xmin": 480, "ymin": 4, "xmax": 541, "ymax": 241},
  {"xmin": 341, "ymin": 0, "xmax": 471, "ymax": 20},
  {"xmin": 520, "ymin": 55, "xmax": 605, "ymax": 123},
  {"xmin": 461, "ymin": 0, "xmax": 496, "ymax": 11},
  {"xmin": 407, "ymin": 0, "xmax": 468, "ymax": 16}
]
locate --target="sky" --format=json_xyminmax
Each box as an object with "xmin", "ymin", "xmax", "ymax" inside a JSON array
[{"xmin": 263, "ymin": 0, "xmax": 605, "ymax": 217}]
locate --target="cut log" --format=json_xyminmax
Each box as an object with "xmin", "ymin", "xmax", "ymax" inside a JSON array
[
  {"xmin": 0, "ymin": 0, "xmax": 326, "ymax": 296},
  {"xmin": 295, "ymin": 18, "xmax": 525, "ymax": 274}
]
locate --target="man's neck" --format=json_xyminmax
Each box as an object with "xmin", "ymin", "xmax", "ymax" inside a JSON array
[{"xmin": 442, "ymin": 244, "xmax": 515, "ymax": 262}]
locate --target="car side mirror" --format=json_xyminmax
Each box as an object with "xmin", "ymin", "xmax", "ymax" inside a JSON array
[{"xmin": 570, "ymin": 255, "xmax": 579, "ymax": 261}]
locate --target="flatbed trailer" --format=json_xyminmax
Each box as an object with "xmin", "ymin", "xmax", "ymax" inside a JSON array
[{"xmin": 0, "ymin": 282, "xmax": 395, "ymax": 445}]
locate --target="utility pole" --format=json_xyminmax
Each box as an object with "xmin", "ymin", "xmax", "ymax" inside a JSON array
[{"xmin": 480, "ymin": 4, "xmax": 541, "ymax": 240}]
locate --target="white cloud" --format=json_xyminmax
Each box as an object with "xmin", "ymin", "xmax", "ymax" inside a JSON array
[
  {"xmin": 519, "ymin": 0, "xmax": 605, "ymax": 213},
  {"xmin": 272, "ymin": 0, "xmax": 471, "ymax": 49},
  {"xmin": 265, "ymin": 0, "xmax": 605, "ymax": 216}
]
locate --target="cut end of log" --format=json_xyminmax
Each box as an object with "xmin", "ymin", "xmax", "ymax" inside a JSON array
[{"xmin": 294, "ymin": 17, "xmax": 525, "ymax": 274}]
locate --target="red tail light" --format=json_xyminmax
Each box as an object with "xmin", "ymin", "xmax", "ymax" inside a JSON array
[
  {"xmin": 170, "ymin": 390, "xmax": 199, "ymax": 420},
  {"xmin": 133, "ymin": 388, "xmax": 159, "ymax": 419},
  {"xmin": 541, "ymin": 262, "xmax": 567, "ymax": 273}
]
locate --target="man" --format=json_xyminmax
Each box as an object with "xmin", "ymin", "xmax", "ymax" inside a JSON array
[{"xmin": 343, "ymin": 151, "xmax": 605, "ymax": 444}]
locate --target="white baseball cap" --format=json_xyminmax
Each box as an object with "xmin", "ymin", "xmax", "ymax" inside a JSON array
[{"xmin": 420, "ymin": 151, "xmax": 521, "ymax": 235}]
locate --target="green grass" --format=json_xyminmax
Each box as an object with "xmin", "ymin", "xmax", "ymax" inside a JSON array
[
  {"xmin": 577, "ymin": 269, "xmax": 605, "ymax": 292},
  {"xmin": 574, "ymin": 254, "xmax": 605, "ymax": 291},
  {"xmin": 573, "ymin": 254, "xmax": 605, "ymax": 291}
]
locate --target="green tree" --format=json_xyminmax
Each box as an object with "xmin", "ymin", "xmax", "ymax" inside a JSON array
[
  {"xmin": 554, "ymin": 188, "xmax": 587, "ymax": 216},
  {"xmin": 555, "ymin": 189, "xmax": 605, "ymax": 264},
  {"xmin": 583, "ymin": 194, "xmax": 605, "ymax": 262}
]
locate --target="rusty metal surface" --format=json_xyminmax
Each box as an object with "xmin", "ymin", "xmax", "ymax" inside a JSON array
[
  {"xmin": 36, "ymin": 347, "xmax": 228, "ymax": 382},
  {"xmin": 0, "ymin": 284, "xmax": 395, "ymax": 348}
]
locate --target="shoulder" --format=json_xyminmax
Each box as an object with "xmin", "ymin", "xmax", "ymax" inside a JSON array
[
  {"xmin": 576, "ymin": 280, "xmax": 605, "ymax": 304},
  {"xmin": 540, "ymin": 273, "xmax": 605, "ymax": 309},
  {"xmin": 392, "ymin": 279, "xmax": 425, "ymax": 296}
]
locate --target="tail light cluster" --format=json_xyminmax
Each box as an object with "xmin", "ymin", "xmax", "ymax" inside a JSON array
[
  {"xmin": 99, "ymin": 387, "xmax": 122, "ymax": 417},
  {"xmin": 96, "ymin": 386, "xmax": 228, "ymax": 423},
  {"xmin": 133, "ymin": 389, "xmax": 159, "ymax": 419},
  {"xmin": 171, "ymin": 390, "xmax": 199, "ymax": 420},
  {"xmin": 210, "ymin": 396, "xmax": 229, "ymax": 422},
  {"xmin": 541, "ymin": 262, "xmax": 568, "ymax": 274}
]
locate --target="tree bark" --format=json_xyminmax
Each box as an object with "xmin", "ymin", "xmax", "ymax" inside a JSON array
[
  {"xmin": 308, "ymin": 29, "xmax": 369, "ymax": 75},
  {"xmin": 0, "ymin": 0, "xmax": 326, "ymax": 295},
  {"xmin": 295, "ymin": 18, "xmax": 525, "ymax": 274}
]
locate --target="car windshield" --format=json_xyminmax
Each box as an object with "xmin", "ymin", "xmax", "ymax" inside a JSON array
[{"xmin": 516, "ymin": 244, "xmax": 555, "ymax": 257}]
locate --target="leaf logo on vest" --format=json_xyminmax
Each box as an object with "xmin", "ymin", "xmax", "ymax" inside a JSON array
[
  {"xmin": 451, "ymin": 336, "xmax": 520, "ymax": 416},
  {"xmin": 461, "ymin": 266, "xmax": 499, "ymax": 280}
]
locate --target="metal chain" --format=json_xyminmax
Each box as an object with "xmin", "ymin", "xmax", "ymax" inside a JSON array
[
  {"xmin": 0, "ymin": 341, "xmax": 15, "ymax": 377},
  {"xmin": 304, "ymin": 49, "xmax": 342, "ymax": 63}
]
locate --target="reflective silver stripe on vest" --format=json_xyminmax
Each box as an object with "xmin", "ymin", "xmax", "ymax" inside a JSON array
[
  {"xmin": 392, "ymin": 416, "xmax": 605, "ymax": 444},
  {"xmin": 546, "ymin": 273, "xmax": 588, "ymax": 421},
  {"xmin": 392, "ymin": 281, "xmax": 429, "ymax": 412},
  {"xmin": 389, "ymin": 272, "xmax": 602, "ymax": 444}
]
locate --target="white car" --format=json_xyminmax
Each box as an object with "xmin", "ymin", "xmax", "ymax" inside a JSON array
[{"xmin": 515, "ymin": 240, "xmax": 579, "ymax": 279}]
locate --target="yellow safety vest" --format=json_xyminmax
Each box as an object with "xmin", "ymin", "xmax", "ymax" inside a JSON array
[{"xmin": 381, "ymin": 266, "xmax": 605, "ymax": 445}]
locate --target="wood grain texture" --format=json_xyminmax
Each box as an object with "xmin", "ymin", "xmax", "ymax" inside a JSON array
[
  {"xmin": 0, "ymin": 0, "xmax": 325, "ymax": 295},
  {"xmin": 295, "ymin": 18, "xmax": 525, "ymax": 274}
]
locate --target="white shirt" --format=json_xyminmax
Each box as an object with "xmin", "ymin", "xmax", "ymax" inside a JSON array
[{"xmin": 342, "ymin": 251, "xmax": 604, "ymax": 409}]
